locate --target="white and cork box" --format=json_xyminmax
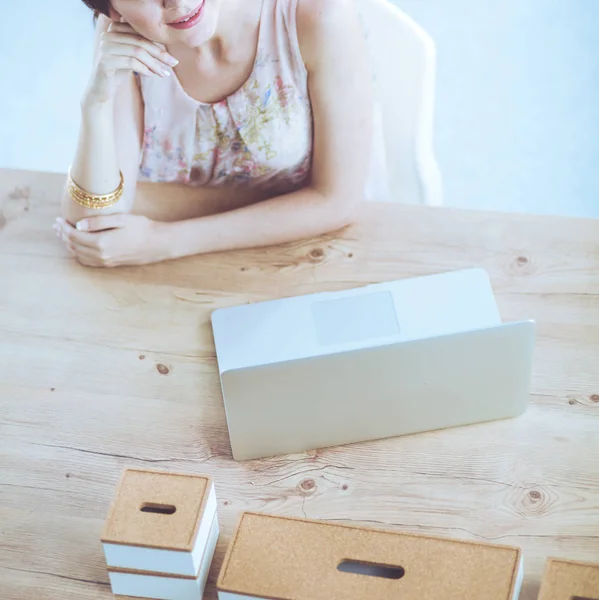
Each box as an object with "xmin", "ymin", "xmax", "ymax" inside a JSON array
[
  {"xmin": 538, "ymin": 558, "xmax": 599, "ymax": 600},
  {"xmin": 101, "ymin": 469, "xmax": 219, "ymax": 600},
  {"xmin": 217, "ymin": 512, "xmax": 524, "ymax": 600},
  {"xmin": 211, "ymin": 268, "xmax": 536, "ymax": 460}
]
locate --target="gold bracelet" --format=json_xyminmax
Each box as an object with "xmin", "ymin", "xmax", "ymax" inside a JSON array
[{"xmin": 67, "ymin": 169, "xmax": 124, "ymax": 209}]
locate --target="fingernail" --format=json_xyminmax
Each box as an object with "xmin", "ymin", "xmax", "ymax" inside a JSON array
[
  {"xmin": 76, "ymin": 220, "xmax": 88, "ymax": 231},
  {"xmin": 161, "ymin": 70, "xmax": 171, "ymax": 77},
  {"xmin": 165, "ymin": 55, "xmax": 179, "ymax": 66},
  {"xmin": 56, "ymin": 217, "xmax": 65, "ymax": 224}
]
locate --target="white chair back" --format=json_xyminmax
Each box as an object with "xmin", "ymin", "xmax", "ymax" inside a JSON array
[{"xmin": 359, "ymin": 0, "xmax": 443, "ymax": 205}]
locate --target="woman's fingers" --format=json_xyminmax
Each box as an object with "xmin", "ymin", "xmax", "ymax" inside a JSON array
[
  {"xmin": 55, "ymin": 220, "xmax": 114, "ymax": 267},
  {"xmin": 67, "ymin": 230, "xmax": 98, "ymax": 250},
  {"xmin": 69, "ymin": 243, "xmax": 114, "ymax": 268},
  {"xmin": 102, "ymin": 29, "xmax": 178, "ymax": 67},
  {"xmin": 64, "ymin": 237, "xmax": 105, "ymax": 266},
  {"xmin": 109, "ymin": 33, "xmax": 177, "ymax": 66},
  {"xmin": 102, "ymin": 54, "xmax": 159, "ymax": 77},
  {"xmin": 71, "ymin": 251, "xmax": 104, "ymax": 268},
  {"xmin": 107, "ymin": 22, "xmax": 137, "ymax": 34},
  {"xmin": 102, "ymin": 44, "xmax": 172, "ymax": 77},
  {"xmin": 67, "ymin": 242, "xmax": 97, "ymax": 260},
  {"xmin": 86, "ymin": 21, "xmax": 177, "ymax": 102},
  {"xmin": 55, "ymin": 220, "xmax": 98, "ymax": 249}
]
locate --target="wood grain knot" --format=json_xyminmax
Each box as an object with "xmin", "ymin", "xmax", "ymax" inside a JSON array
[
  {"xmin": 65, "ymin": 473, "xmax": 71, "ymax": 479},
  {"xmin": 517, "ymin": 486, "xmax": 553, "ymax": 517},
  {"xmin": 50, "ymin": 387, "xmax": 55, "ymax": 392},
  {"xmin": 156, "ymin": 363, "xmax": 170, "ymax": 375},
  {"xmin": 568, "ymin": 394, "xmax": 599, "ymax": 407},
  {"xmin": 139, "ymin": 355, "xmax": 146, "ymax": 360},
  {"xmin": 308, "ymin": 248, "xmax": 325, "ymax": 262},
  {"xmin": 511, "ymin": 255, "xmax": 535, "ymax": 276},
  {"xmin": 341, "ymin": 484, "xmax": 348, "ymax": 491},
  {"xmin": 299, "ymin": 479, "xmax": 316, "ymax": 494}
]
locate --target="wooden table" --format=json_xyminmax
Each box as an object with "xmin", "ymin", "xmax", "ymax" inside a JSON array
[{"xmin": 1, "ymin": 169, "xmax": 598, "ymax": 600}]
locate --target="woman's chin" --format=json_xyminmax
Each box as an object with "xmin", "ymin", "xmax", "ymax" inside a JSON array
[{"xmin": 166, "ymin": 2, "xmax": 219, "ymax": 47}]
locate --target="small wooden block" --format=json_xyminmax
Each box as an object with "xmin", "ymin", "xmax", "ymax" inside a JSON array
[
  {"xmin": 538, "ymin": 558, "xmax": 599, "ymax": 600},
  {"xmin": 217, "ymin": 512, "xmax": 523, "ymax": 600},
  {"xmin": 101, "ymin": 468, "xmax": 211, "ymax": 551}
]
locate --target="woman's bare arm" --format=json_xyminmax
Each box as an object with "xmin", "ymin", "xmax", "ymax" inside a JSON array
[{"xmin": 61, "ymin": 18, "xmax": 138, "ymax": 224}]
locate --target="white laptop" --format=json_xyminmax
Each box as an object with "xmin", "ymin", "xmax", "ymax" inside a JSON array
[{"xmin": 211, "ymin": 268, "xmax": 536, "ymax": 461}]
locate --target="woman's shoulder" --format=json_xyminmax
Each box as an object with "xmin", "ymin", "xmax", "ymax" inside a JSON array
[
  {"xmin": 296, "ymin": 0, "xmax": 360, "ymax": 31},
  {"xmin": 295, "ymin": 0, "xmax": 364, "ymax": 69}
]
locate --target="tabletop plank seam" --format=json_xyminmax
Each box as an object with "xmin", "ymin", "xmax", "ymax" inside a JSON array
[
  {"xmin": 25, "ymin": 441, "xmax": 211, "ymax": 465},
  {"xmin": 0, "ymin": 565, "xmax": 109, "ymax": 588}
]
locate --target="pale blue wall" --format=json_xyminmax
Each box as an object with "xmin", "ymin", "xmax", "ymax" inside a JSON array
[
  {"xmin": 0, "ymin": 1, "xmax": 95, "ymax": 175},
  {"xmin": 396, "ymin": 0, "xmax": 599, "ymax": 217},
  {"xmin": 1, "ymin": 0, "xmax": 597, "ymax": 217}
]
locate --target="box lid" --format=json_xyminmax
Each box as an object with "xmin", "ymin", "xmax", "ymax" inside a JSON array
[
  {"xmin": 538, "ymin": 558, "xmax": 599, "ymax": 600},
  {"xmin": 101, "ymin": 469, "xmax": 211, "ymax": 551},
  {"xmin": 217, "ymin": 513, "xmax": 521, "ymax": 600},
  {"xmin": 211, "ymin": 268, "xmax": 500, "ymax": 373}
]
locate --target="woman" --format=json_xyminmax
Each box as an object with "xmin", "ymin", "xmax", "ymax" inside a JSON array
[{"xmin": 55, "ymin": 0, "xmax": 373, "ymax": 267}]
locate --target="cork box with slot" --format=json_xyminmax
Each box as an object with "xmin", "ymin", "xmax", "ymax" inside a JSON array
[
  {"xmin": 538, "ymin": 558, "xmax": 599, "ymax": 600},
  {"xmin": 217, "ymin": 512, "xmax": 524, "ymax": 600},
  {"xmin": 101, "ymin": 468, "xmax": 219, "ymax": 600}
]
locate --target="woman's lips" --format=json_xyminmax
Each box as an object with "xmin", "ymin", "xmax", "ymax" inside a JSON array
[{"xmin": 167, "ymin": 1, "xmax": 205, "ymax": 30}]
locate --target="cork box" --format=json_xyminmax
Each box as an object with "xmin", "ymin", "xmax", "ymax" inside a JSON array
[
  {"xmin": 217, "ymin": 512, "xmax": 524, "ymax": 600},
  {"xmin": 102, "ymin": 469, "xmax": 219, "ymax": 599},
  {"xmin": 538, "ymin": 558, "xmax": 599, "ymax": 600}
]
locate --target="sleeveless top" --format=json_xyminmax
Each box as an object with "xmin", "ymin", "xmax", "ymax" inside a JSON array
[{"xmin": 137, "ymin": 0, "xmax": 312, "ymax": 197}]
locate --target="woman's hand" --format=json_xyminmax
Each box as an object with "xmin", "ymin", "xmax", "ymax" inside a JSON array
[
  {"xmin": 84, "ymin": 21, "xmax": 178, "ymax": 106},
  {"xmin": 54, "ymin": 214, "xmax": 171, "ymax": 268}
]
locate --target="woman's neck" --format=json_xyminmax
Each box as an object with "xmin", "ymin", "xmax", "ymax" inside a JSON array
[{"xmin": 168, "ymin": 0, "xmax": 261, "ymax": 64}]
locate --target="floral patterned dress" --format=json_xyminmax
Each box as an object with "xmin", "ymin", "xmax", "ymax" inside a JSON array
[{"xmin": 137, "ymin": 0, "xmax": 313, "ymax": 197}]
